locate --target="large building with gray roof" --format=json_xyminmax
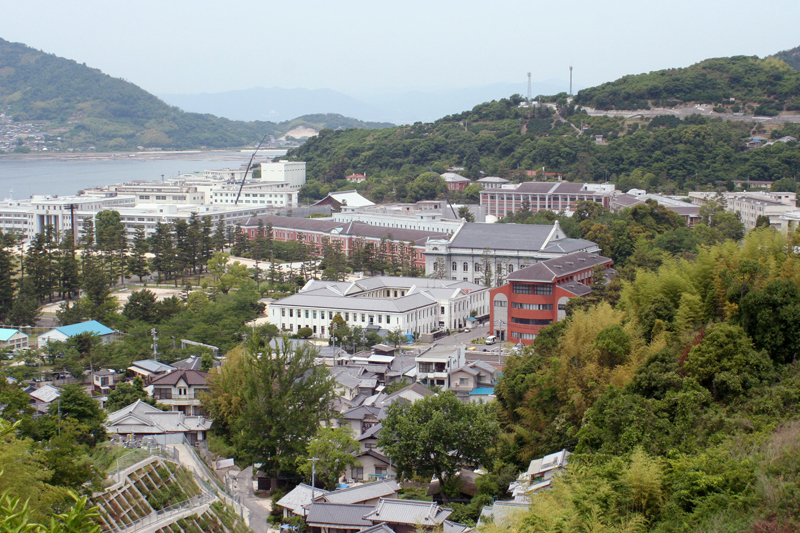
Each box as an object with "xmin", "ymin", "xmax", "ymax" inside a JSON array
[{"xmin": 424, "ymin": 221, "xmax": 600, "ymax": 286}]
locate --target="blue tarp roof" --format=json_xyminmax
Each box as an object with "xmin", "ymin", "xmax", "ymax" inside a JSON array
[
  {"xmin": 54, "ymin": 320, "xmax": 114, "ymax": 338},
  {"xmin": 469, "ymin": 387, "xmax": 495, "ymax": 395}
]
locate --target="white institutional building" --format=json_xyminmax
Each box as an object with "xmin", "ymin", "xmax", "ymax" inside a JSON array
[{"xmin": 269, "ymin": 276, "xmax": 490, "ymax": 338}]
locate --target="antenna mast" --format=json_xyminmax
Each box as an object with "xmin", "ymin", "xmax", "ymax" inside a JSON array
[
  {"xmin": 527, "ymin": 72, "xmax": 531, "ymax": 106},
  {"xmin": 234, "ymin": 133, "xmax": 270, "ymax": 206},
  {"xmin": 569, "ymin": 65, "xmax": 573, "ymax": 97}
]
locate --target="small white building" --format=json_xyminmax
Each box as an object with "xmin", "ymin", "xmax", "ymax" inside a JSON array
[
  {"xmin": 0, "ymin": 328, "xmax": 29, "ymax": 352},
  {"xmin": 38, "ymin": 320, "xmax": 115, "ymax": 349},
  {"xmin": 105, "ymin": 399, "xmax": 212, "ymax": 446}
]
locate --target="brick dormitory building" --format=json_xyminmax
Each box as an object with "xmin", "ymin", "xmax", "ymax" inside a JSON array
[{"xmin": 489, "ymin": 251, "xmax": 613, "ymax": 344}]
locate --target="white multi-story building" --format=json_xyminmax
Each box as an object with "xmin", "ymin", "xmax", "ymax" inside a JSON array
[
  {"xmin": 269, "ymin": 276, "xmax": 490, "ymax": 338},
  {"xmin": 259, "ymin": 161, "xmax": 306, "ymax": 189},
  {"xmin": 208, "ymin": 182, "xmax": 298, "ymax": 208},
  {"xmin": 105, "ymin": 183, "xmax": 206, "ymax": 205},
  {"xmin": 25, "ymin": 194, "xmax": 136, "ymax": 241},
  {"xmin": 689, "ymin": 191, "xmax": 797, "ymax": 230}
]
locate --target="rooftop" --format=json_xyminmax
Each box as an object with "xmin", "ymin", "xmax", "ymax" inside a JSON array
[
  {"xmin": 0, "ymin": 328, "xmax": 23, "ymax": 342},
  {"xmin": 506, "ymin": 252, "xmax": 612, "ymax": 283},
  {"xmin": 52, "ymin": 320, "xmax": 114, "ymax": 338}
]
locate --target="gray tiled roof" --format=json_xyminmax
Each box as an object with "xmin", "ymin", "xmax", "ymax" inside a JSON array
[
  {"xmin": 321, "ymin": 480, "xmax": 401, "ymax": 505},
  {"xmin": 360, "ymin": 523, "xmax": 396, "ymax": 533},
  {"xmin": 363, "ymin": 498, "xmax": 452, "ymax": 527},
  {"xmin": 449, "ymin": 223, "xmax": 554, "ymax": 252},
  {"xmin": 276, "ymin": 483, "xmax": 330, "ymax": 515},
  {"xmin": 506, "ymin": 252, "xmax": 611, "ymax": 283},
  {"xmin": 305, "ymin": 503, "xmax": 374, "ymax": 527},
  {"xmin": 560, "ymin": 282, "xmax": 593, "ymax": 296},
  {"xmin": 274, "ymin": 292, "xmax": 437, "ymax": 313}
]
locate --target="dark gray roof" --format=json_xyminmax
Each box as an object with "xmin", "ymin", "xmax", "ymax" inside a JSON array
[
  {"xmin": 305, "ymin": 503, "xmax": 374, "ymax": 527},
  {"xmin": 449, "ymin": 222, "xmax": 554, "ymax": 252},
  {"xmin": 515, "ymin": 182, "xmax": 596, "ymax": 194},
  {"xmin": 541, "ymin": 239, "xmax": 600, "ymax": 254},
  {"xmin": 360, "ymin": 524, "xmax": 396, "ymax": 533},
  {"xmin": 506, "ymin": 252, "xmax": 611, "ymax": 283},
  {"xmin": 343, "ymin": 405, "xmax": 381, "ymax": 421},
  {"xmin": 363, "ymin": 499, "xmax": 452, "ymax": 527},
  {"xmin": 561, "ymin": 282, "xmax": 592, "ymax": 296}
]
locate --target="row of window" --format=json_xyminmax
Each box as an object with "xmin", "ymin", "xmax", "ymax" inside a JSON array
[
  {"xmin": 513, "ymin": 331, "xmax": 538, "ymax": 340},
  {"xmin": 511, "ymin": 317, "xmax": 552, "ymax": 326},
  {"xmin": 452, "ymin": 261, "xmax": 515, "ymax": 274},
  {"xmin": 512, "ymin": 283, "xmax": 553, "ymax": 295},
  {"xmin": 512, "ymin": 303, "xmax": 553, "ymax": 310}
]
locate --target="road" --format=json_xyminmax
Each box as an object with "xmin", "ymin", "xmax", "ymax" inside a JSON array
[
  {"xmin": 583, "ymin": 105, "xmax": 800, "ymax": 124},
  {"xmin": 413, "ymin": 323, "xmax": 513, "ymax": 364},
  {"xmin": 234, "ymin": 466, "xmax": 272, "ymax": 533}
]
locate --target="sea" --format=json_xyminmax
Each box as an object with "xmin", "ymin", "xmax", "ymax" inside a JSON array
[{"xmin": 0, "ymin": 150, "xmax": 288, "ymax": 199}]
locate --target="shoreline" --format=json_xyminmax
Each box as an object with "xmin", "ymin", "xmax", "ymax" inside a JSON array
[{"xmin": 0, "ymin": 148, "xmax": 289, "ymax": 163}]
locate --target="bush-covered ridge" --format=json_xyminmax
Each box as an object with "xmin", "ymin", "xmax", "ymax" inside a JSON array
[
  {"xmin": 573, "ymin": 55, "xmax": 800, "ymax": 111},
  {"xmin": 0, "ymin": 38, "xmax": 391, "ymax": 151},
  {"xmin": 774, "ymin": 44, "xmax": 800, "ymax": 71}
]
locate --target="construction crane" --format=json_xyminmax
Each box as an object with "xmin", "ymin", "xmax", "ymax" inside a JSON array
[{"xmin": 234, "ymin": 133, "xmax": 270, "ymax": 206}]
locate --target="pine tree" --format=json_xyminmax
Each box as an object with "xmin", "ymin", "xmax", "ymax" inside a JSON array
[
  {"xmin": 55, "ymin": 234, "xmax": 80, "ymax": 300},
  {"xmin": 127, "ymin": 226, "xmax": 150, "ymax": 283},
  {"xmin": 0, "ymin": 231, "xmax": 18, "ymax": 323},
  {"xmin": 213, "ymin": 217, "xmax": 227, "ymax": 251},
  {"xmin": 150, "ymin": 222, "xmax": 175, "ymax": 284},
  {"xmin": 199, "ymin": 216, "xmax": 215, "ymax": 271},
  {"xmin": 231, "ymin": 223, "xmax": 249, "ymax": 257},
  {"xmin": 24, "ymin": 230, "xmax": 54, "ymax": 303}
]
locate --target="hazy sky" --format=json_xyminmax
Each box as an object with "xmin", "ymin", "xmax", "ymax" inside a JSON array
[{"xmin": 2, "ymin": 0, "xmax": 799, "ymax": 96}]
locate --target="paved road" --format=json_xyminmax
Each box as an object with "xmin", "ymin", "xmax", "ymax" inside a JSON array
[
  {"xmin": 583, "ymin": 105, "xmax": 800, "ymax": 123},
  {"xmin": 234, "ymin": 466, "xmax": 272, "ymax": 533}
]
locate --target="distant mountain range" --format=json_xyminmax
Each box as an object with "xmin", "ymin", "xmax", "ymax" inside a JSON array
[{"xmin": 158, "ymin": 80, "xmax": 574, "ymax": 125}]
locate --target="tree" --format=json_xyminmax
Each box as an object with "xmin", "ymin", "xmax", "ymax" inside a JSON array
[
  {"xmin": 457, "ymin": 206, "xmax": 475, "ymax": 222},
  {"xmin": 203, "ymin": 336, "xmax": 336, "ymax": 490},
  {"xmin": 47, "ymin": 384, "xmax": 106, "ymax": 447},
  {"xmin": 297, "ymin": 327, "xmax": 313, "ymax": 339},
  {"xmin": 737, "ymin": 279, "xmax": 800, "ymax": 364},
  {"xmin": 105, "ymin": 377, "xmax": 154, "ymax": 412},
  {"xmin": 297, "ymin": 427, "xmax": 359, "ymax": 490},
  {"xmin": 379, "ymin": 391, "xmax": 498, "ymax": 496},
  {"xmin": 127, "ymin": 226, "xmax": 150, "ymax": 283},
  {"xmin": 123, "ymin": 289, "xmax": 159, "ymax": 323},
  {"xmin": 0, "ymin": 231, "xmax": 17, "ymax": 322}
]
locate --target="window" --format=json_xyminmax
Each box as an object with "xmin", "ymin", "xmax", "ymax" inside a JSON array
[
  {"xmin": 313, "ymin": 326, "xmax": 317, "ymax": 333},
  {"xmin": 512, "ymin": 303, "xmax": 553, "ymax": 310},
  {"xmin": 452, "ymin": 262, "xmax": 457, "ymax": 271},
  {"xmin": 305, "ymin": 310, "xmax": 309, "ymax": 318},
  {"xmin": 289, "ymin": 309, "xmax": 293, "ymax": 317},
  {"xmin": 475, "ymin": 262, "xmax": 482, "ymax": 272},
  {"xmin": 281, "ymin": 309, "xmax": 285, "ymax": 316},
  {"xmin": 386, "ymin": 315, "xmax": 391, "ymax": 323},
  {"xmin": 558, "ymin": 303, "xmax": 566, "ymax": 310},
  {"xmin": 513, "ymin": 283, "xmax": 532, "ymax": 294},
  {"xmin": 345, "ymin": 313, "xmax": 349, "ymax": 321},
  {"xmin": 534, "ymin": 284, "xmax": 553, "ymax": 295},
  {"xmin": 494, "ymin": 300, "xmax": 507, "ymax": 307},
  {"xmin": 513, "ymin": 331, "xmax": 538, "ymax": 340},
  {"xmin": 459, "ymin": 377, "xmax": 469, "ymax": 385},
  {"xmin": 312, "ymin": 310, "xmax": 317, "ymax": 319},
  {"xmin": 441, "ymin": 306, "xmax": 446, "ymax": 314},
  {"xmin": 463, "ymin": 262, "xmax": 469, "ymax": 272},
  {"xmin": 508, "ymin": 265, "xmax": 514, "ymax": 273},
  {"xmin": 352, "ymin": 467, "xmax": 364, "ymax": 480},
  {"xmin": 512, "ymin": 317, "xmax": 552, "ymax": 326},
  {"xmin": 362, "ymin": 314, "xmax": 366, "ymax": 322}
]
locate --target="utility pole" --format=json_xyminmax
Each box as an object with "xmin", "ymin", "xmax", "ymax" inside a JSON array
[
  {"xmin": 527, "ymin": 72, "xmax": 531, "ymax": 107},
  {"xmin": 309, "ymin": 457, "xmax": 320, "ymax": 501},
  {"xmin": 151, "ymin": 328, "xmax": 158, "ymax": 360},
  {"xmin": 569, "ymin": 65, "xmax": 573, "ymax": 97}
]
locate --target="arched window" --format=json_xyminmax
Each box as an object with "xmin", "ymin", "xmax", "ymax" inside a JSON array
[{"xmin": 463, "ymin": 262, "xmax": 469, "ymax": 272}]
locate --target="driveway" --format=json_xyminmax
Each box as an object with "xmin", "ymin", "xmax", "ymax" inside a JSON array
[{"xmin": 234, "ymin": 466, "xmax": 272, "ymax": 533}]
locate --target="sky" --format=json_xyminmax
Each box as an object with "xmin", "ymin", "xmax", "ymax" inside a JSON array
[{"xmin": 2, "ymin": 0, "xmax": 799, "ymax": 97}]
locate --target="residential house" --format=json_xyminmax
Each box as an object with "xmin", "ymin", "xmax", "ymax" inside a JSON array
[
  {"xmin": 416, "ymin": 346, "xmax": 466, "ymax": 389},
  {"xmin": 37, "ymin": 320, "xmax": 115, "ymax": 349},
  {"xmin": 276, "ymin": 483, "xmax": 330, "ymax": 518},
  {"xmin": 346, "ymin": 173, "xmax": 367, "ymax": 184},
  {"xmin": 92, "ymin": 369, "xmax": 121, "ymax": 393},
  {"xmin": 448, "ymin": 360, "xmax": 499, "ymax": 401},
  {"xmin": 149, "ymin": 369, "xmax": 210, "ymax": 416},
  {"xmin": 127, "ymin": 360, "xmax": 175, "ymax": 384},
  {"xmin": 28, "ymin": 384, "xmax": 60, "ymax": 415},
  {"xmin": 0, "ymin": 328, "xmax": 28, "ymax": 352},
  {"xmin": 357, "ymin": 423, "xmax": 382, "ymax": 453},
  {"xmin": 340, "ymin": 405, "xmax": 381, "ymax": 438},
  {"xmin": 490, "ymin": 251, "xmax": 613, "ymax": 344},
  {"xmin": 332, "ymin": 368, "xmax": 379, "ymax": 404},
  {"xmin": 304, "ymin": 503, "xmax": 375, "ymax": 533},
  {"xmin": 509, "ymin": 449, "xmax": 571, "ymax": 502},
  {"xmin": 350, "ymin": 450, "xmax": 395, "ymax": 482},
  {"xmin": 105, "ymin": 399, "xmax": 212, "ymax": 445},
  {"xmin": 317, "ymin": 480, "xmax": 401, "ymax": 506},
  {"xmin": 362, "ymin": 498, "xmax": 453, "ymax": 533}
]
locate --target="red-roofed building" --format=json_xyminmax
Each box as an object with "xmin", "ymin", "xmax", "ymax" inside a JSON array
[
  {"xmin": 489, "ymin": 252, "xmax": 613, "ymax": 344},
  {"xmin": 346, "ymin": 173, "xmax": 367, "ymax": 183}
]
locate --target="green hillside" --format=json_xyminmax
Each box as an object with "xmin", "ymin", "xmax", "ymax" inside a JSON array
[
  {"xmin": 0, "ymin": 38, "xmax": 391, "ymax": 151},
  {"xmin": 572, "ymin": 55, "xmax": 800, "ymax": 112},
  {"xmin": 775, "ymin": 44, "xmax": 800, "ymax": 71},
  {"xmin": 291, "ymin": 93, "xmax": 800, "ymax": 204}
]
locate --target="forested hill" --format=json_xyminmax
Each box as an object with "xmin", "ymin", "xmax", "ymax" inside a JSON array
[
  {"xmin": 291, "ymin": 92, "xmax": 800, "ymax": 204},
  {"xmin": 0, "ymin": 38, "xmax": 391, "ymax": 151},
  {"xmin": 573, "ymin": 55, "xmax": 800, "ymax": 111},
  {"xmin": 775, "ymin": 44, "xmax": 800, "ymax": 71}
]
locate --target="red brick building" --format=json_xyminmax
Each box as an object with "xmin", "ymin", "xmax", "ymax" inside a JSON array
[
  {"xmin": 489, "ymin": 252, "xmax": 613, "ymax": 344},
  {"xmin": 240, "ymin": 216, "xmax": 448, "ymax": 269}
]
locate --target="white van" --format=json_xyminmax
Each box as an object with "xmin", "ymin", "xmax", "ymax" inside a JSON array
[{"xmin": 485, "ymin": 335, "xmax": 497, "ymax": 345}]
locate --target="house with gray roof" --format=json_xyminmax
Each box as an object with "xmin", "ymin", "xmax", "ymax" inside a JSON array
[
  {"xmin": 105, "ymin": 399, "xmax": 212, "ymax": 445},
  {"xmin": 362, "ymin": 498, "xmax": 453, "ymax": 533},
  {"xmin": 424, "ymin": 221, "xmax": 600, "ymax": 286},
  {"xmin": 305, "ymin": 502, "xmax": 375, "ymax": 533},
  {"xmin": 276, "ymin": 483, "xmax": 330, "ymax": 517},
  {"xmin": 317, "ymin": 480, "xmax": 400, "ymax": 506}
]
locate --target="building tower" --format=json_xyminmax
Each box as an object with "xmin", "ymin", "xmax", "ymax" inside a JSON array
[
  {"xmin": 569, "ymin": 65, "xmax": 573, "ymax": 97},
  {"xmin": 527, "ymin": 72, "xmax": 532, "ymax": 106}
]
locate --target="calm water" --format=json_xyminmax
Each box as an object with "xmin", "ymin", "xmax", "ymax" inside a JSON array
[{"xmin": 0, "ymin": 150, "xmax": 288, "ymax": 198}]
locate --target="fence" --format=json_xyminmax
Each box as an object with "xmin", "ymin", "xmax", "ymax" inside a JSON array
[
  {"xmin": 100, "ymin": 492, "xmax": 215, "ymax": 533},
  {"xmin": 107, "ymin": 439, "xmax": 178, "ymax": 482}
]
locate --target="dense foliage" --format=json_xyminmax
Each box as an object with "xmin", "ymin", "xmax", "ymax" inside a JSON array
[
  {"xmin": 487, "ymin": 228, "xmax": 800, "ymax": 531},
  {"xmin": 0, "ymin": 38, "xmax": 391, "ymax": 151},
  {"xmin": 290, "ymin": 101, "xmax": 800, "ymax": 204},
  {"xmin": 574, "ymin": 55, "xmax": 800, "ymax": 111},
  {"xmin": 774, "ymin": 44, "xmax": 800, "ymax": 72}
]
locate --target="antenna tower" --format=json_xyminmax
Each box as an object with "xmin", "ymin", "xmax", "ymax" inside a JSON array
[
  {"xmin": 569, "ymin": 65, "xmax": 573, "ymax": 97},
  {"xmin": 527, "ymin": 72, "xmax": 532, "ymax": 106}
]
